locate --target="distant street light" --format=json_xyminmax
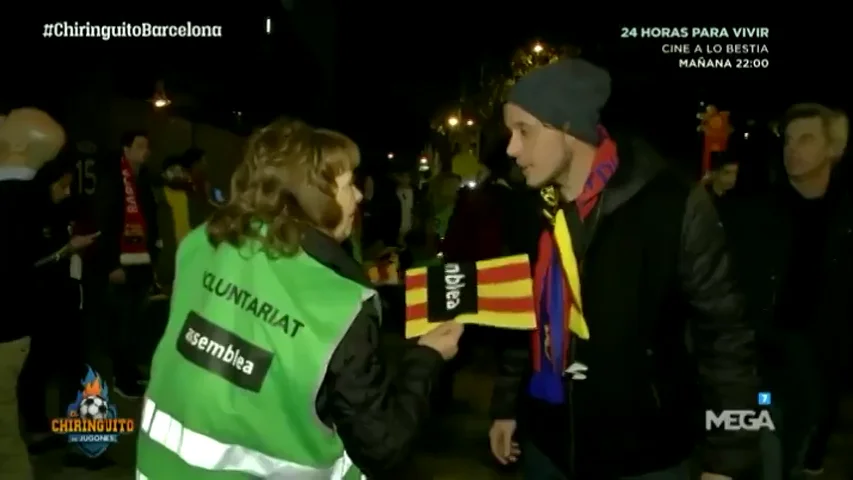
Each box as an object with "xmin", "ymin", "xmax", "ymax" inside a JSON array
[
  {"xmin": 466, "ymin": 119, "xmax": 474, "ymax": 126},
  {"xmin": 387, "ymin": 153, "xmax": 394, "ymax": 159},
  {"xmin": 447, "ymin": 116, "xmax": 459, "ymax": 127},
  {"xmin": 419, "ymin": 157, "xmax": 428, "ymax": 164},
  {"xmin": 533, "ymin": 43, "xmax": 544, "ymax": 54},
  {"xmin": 151, "ymin": 80, "xmax": 171, "ymax": 109}
]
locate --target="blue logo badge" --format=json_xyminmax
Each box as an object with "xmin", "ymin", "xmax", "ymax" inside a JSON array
[{"xmin": 757, "ymin": 391, "xmax": 772, "ymax": 406}]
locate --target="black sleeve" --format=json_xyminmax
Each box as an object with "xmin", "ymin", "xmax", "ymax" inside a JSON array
[
  {"xmin": 679, "ymin": 186, "xmax": 761, "ymax": 477},
  {"xmin": 489, "ymin": 330, "xmax": 530, "ymax": 420},
  {"xmin": 2, "ymin": 188, "xmax": 41, "ymax": 267},
  {"xmin": 93, "ymin": 166, "xmax": 121, "ymax": 275},
  {"xmin": 141, "ymin": 172, "xmax": 160, "ymax": 265},
  {"xmin": 325, "ymin": 296, "xmax": 444, "ymax": 478},
  {"xmin": 489, "ymin": 189, "xmax": 539, "ymax": 419}
]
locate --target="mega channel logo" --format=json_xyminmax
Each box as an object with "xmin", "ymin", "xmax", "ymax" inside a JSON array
[{"xmin": 50, "ymin": 366, "xmax": 136, "ymax": 457}]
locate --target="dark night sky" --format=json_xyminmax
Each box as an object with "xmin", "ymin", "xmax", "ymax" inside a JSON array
[{"xmin": 5, "ymin": 5, "xmax": 851, "ymax": 160}]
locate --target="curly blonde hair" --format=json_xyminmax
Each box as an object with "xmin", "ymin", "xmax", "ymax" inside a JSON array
[{"xmin": 207, "ymin": 118, "xmax": 360, "ymax": 256}]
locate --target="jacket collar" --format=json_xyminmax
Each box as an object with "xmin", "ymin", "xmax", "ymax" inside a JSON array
[
  {"xmin": 599, "ymin": 131, "xmax": 668, "ymax": 215},
  {"xmin": 301, "ymin": 227, "xmax": 372, "ymax": 288}
]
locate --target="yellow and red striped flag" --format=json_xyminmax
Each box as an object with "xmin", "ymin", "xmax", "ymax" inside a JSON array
[{"xmin": 404, "ymin": 254, "xmax": 536, "ymax": 338}]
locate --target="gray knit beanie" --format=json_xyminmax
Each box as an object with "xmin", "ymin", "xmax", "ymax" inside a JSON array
[{"xmin": 508, "ymin": 58, "xmax": 611, "ymax": 145}]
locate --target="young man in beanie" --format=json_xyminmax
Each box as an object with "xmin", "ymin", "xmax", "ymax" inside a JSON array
[{"xmin": 488, "ymin": 58, "xmax": 760, "ymax": 479}]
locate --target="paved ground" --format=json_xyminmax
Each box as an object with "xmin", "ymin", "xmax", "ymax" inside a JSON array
[{"xmin": 31, "ymin": 344, "xmax": 853, "ymax": 480}]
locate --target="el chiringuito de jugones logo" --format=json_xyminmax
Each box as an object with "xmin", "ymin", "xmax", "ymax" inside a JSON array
[{"xmin": 51, "ymin": 366, "xmax": 136, "ymax": 457}]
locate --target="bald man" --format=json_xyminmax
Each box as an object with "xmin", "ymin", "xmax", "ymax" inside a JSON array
[{"xmin": 0, "ymin": 107, "xmax": 65, "ymax": 479}]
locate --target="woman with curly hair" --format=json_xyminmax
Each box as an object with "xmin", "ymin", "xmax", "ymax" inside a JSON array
[{"xmin": 137, "ymin": 118, "xmax": 463, "ymax": 479}]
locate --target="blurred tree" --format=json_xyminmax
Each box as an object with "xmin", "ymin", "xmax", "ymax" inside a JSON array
[
  {"xmin": 475, "ymin": 44, "xmax": 575, "ymax": 120},
  {"xmin": 427, "ymin": 43, "xmax": 579, "ymax": 170},
  {"xmin": 474, "ymin": 43, "xmax": 580, "ymax": 153}
]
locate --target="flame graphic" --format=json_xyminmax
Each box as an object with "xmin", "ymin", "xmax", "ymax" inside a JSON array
[
  {"xmin": 83, "ymin": 375, "xmax": 103, "ymax": 398},
  {"xmin": 67, "ymin": 366, "xmax": 112, "ymax": 417}
]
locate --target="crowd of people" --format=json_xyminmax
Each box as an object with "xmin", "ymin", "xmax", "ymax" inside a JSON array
[
  {"xmin": 0, "ymin": 111, "xmax": 220, "ymax": 477},
  {"xmin": 0, "ymin": 56, "xmax": 850, "ymax": 480}
]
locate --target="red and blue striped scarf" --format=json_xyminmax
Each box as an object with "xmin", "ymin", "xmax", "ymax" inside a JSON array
[{"xmin": 528, "ymin": 126, "xmax": 619, "ymax": 404}]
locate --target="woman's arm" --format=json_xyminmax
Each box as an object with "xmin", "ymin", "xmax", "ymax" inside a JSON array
[{"xmin": 324, "ymin": 298, "xmax": 443, "ymax": 478}]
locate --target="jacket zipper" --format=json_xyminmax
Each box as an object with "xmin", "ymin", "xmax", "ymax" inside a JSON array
[
  {"xmin": 567, "ymin": 196, "xmax": 603, "ymax": 477},
  {"xmin": 584, "ymin": 193, "xmax": 605, "ymax": 249}
]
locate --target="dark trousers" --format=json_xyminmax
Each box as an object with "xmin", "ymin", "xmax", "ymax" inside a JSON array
[
  {"xmin": 18, "ymin": 279, "xmax": 84, "ymax": 432},
  {"xmin": 803, "ymin": 393, "xmax": 839, "ymax": 468},
  {"xmin": 521, "ymin": 442, "xmax": 691, "ymax": 480},
  {"xmin": 99, "ymin": 266, "xmax": 152, "ymax": 380},
  {"xmin": 764, "ymin": 332, "xmax": 836, "ymax": 478}
]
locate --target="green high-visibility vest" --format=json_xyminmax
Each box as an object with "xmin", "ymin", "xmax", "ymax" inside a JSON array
[{"xmin": 137, "ymin": 226, "xmax": 372, "ymax": 479}]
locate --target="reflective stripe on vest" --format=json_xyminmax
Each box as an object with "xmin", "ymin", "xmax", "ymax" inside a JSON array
[{"xmin": 139, "ymin": 397, "xmax": 364, "ymax": 479}]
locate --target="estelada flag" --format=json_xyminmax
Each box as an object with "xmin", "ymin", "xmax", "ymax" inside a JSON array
[{"xmin": 404, "ymin": 254, "xmax": 536, "ymax": 338}]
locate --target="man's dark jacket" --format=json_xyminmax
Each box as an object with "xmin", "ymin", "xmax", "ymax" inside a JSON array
[
  {"xmin": 723, "ymin": 167, "xmax": 853, "ymax": 385},
  {"xmin": 443, "ymin": 178, "xmax": 516, "ymax": 261},
  {"xmin": 0, "ymin": 176, "xmax": 43, "ymax": 342},
  {"xmin": 90, "ymin": 158, "xmax": 159, "ymax": 277},
  {"xmin": 490, "ymin": 133, "xmax": 759, "ymax": 478},
  {"xmin": 362, "ymin": 175, "xmax": 402, "ymax": 249}
]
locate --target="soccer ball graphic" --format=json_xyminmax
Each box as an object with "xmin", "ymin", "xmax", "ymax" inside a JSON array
[{"xmin": 78, "ymin": 395, "xmax": 108, "ymax": 420}]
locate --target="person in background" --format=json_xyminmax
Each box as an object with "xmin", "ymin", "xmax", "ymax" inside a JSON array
[
  {"xmin": 393, "ymin": 167, "xmax": 415, "ymax": 269},
  {"xmin": 395, "ymin": 169, "xmax": 414, "ymax": 243},
  {"xmin": 18, "ymin": 157, "xmax": 99, "ymax": 452},
  {"xmin": 91, "ymin": 130, "xmax": 159, "ymax": 398},
  {"xmin": 155, "ymin": 148, "xmax": 215, "ymax": 292},
  {"xmin": 731, "ymin": 104, "xmax": 852, "ymax": 478},
  {"xmin": 0, "ymin": 107, "xmax": 66, "ymax": 480},
  {"xmin": 424, "ymin": 171, "xmax": 462, "ymax": 253},
  {"xmin": 136, "ymin": 118, "xmax": 464, "ymax": 479},
  {"xmin": 702, "ymin": 151, "xmax": 740, "ymax": 228},
  {"xmin": 361, "ymin": 165, "xmax": 400, "ymax": 254},
  {"xmin": 704, "ymin": 151, "xmax": 739, "ymax": 199},
  {"xmin": 443, "ymin": 149, "xmax": 526, "ymax": 262},
  {"xmin": 429, "ymin": 150, "xmax": 528, "ymax": 416}
]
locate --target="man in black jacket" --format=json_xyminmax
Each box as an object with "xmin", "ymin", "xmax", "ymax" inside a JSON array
[
  {"xmin": 18, "ymin": 157, "xmax": 99, "ymax": 449},
  {"xmin": 91, "ymin": 130, "xmax": 159, "ymax": 398},
  {"xmin": 488, "ymin": 59, "xmax": 760, "ymax": 479},
  {"xmin": 725, "ymin": 104, "xmax": 852, "ymax": 478},
  {"xmin": 0, "ymin": 107, "xmax": 66, "ymax": 479}
]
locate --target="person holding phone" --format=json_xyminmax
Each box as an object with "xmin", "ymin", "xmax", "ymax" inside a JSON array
[{"xmin": 21, "ymin": 157, "xmax": 99, "ymax": 453}]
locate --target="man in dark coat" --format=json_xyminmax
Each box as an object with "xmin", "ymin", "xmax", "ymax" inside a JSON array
[
  {"xmin": 724, "ymin": 104, "xmax": 852, "ymax": 478},
  {"xmin": 90, "ymin": 130, "xmax": 159, "ymax": 398},
  {"xmin": 18, "ymin": 157, "xmax": 98, "ymax": 449},
  {"xmin": 0, "ymin": 108, "xmax": 66, "ymax": 479},
  {"xmin": 488, "ymin": 59, "xmax": 760, "ymax": 480}
]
